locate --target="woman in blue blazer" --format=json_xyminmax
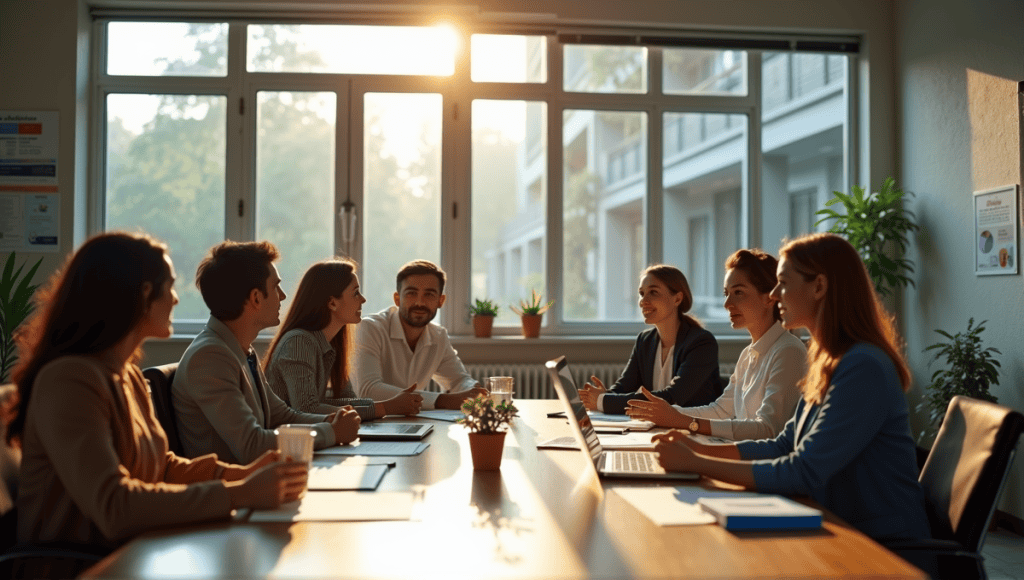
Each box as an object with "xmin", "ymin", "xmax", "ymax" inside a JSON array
[
  {"xmin": 653, "ymin": 234, "xmax": 930, "ymax": 543},
  {"xmin": 580, "ymin": 265, "xmax": 723, "ymax": 415}
]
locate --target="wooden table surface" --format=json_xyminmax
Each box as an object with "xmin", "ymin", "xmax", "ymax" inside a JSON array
[{"xmin": 83, "ymin": 400, "xmax": 926, "ymax": 579}]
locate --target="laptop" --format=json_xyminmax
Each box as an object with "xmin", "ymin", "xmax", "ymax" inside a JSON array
[
  {"xmin": 358, "ymin": 423, "xmax": 433, "ymax": 441},
  {"xmin": 545, "ymin": 356, "xmax": 699, "ymax": 481}
]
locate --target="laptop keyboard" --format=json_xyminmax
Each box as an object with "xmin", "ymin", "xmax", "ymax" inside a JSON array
[{"xmin": 612, "ymin": 451, "xmax": 656, "ymax": 473}]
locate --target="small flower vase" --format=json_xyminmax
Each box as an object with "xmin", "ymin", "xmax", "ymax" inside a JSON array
[
  {"xmin": 468, "ymin": 431, "xmax": 507, "ymax": 470},
  {"xmin": 472, "ymin": 315, "xmax": 495, "ymax": 338},
  {"xmin": 520, "ymin": 314, "xmax": 542, "ymax": 338}
]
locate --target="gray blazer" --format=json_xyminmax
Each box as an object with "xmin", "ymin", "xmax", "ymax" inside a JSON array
[{"xmin": 172, "ymin": 316, "xmax": 335, "ymax": 464}]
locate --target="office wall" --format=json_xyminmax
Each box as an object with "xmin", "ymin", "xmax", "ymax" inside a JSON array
[
  {"xmin": 0, "ymin": 0, "xmax": 89, "ymax": 277},
  {"xmin": 896, "ymin": 0, "xmax": 1024, "ymax": 520}
]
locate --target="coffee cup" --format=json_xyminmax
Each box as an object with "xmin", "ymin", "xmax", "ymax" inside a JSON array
[{"xmin": 274, "ymin": 424, "xmax": 316, "ymax": 463}]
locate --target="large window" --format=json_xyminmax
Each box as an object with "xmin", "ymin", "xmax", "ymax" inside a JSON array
[{"xmin": 96, "ymin": 20, "xmax": 854, "ymax": 335}]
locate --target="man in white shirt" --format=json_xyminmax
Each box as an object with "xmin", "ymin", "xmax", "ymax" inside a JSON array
[{"xmin": 352, "ymin": 260, "xmax": 489, "ymax": 410}]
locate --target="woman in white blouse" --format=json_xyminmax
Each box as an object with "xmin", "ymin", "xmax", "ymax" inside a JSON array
[{"xmin": 626, "ymin": 249, "xmax": 807, "ymax": 440}]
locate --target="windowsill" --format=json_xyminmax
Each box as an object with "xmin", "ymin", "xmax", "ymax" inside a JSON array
[{"xmin": 140, "ymin": 330, "xmax": 753, "ymax": 368}]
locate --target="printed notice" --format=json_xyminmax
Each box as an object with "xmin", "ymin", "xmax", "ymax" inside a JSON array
[
  {"xmin": 975, "ymin": 185, "xmax": 1019, "ymax": 275},
  {"xmin": 0, "ymin": 193, "xmax": 59, "ymax": 252},
  {"xmin": 0, "ymin": 111, "xmax": 59, "ymax": 191}
]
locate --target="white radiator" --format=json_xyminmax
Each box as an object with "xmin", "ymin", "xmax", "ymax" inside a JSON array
[
  {"xmin": 464, "ymin": 362, "xmax": 738, "ymax": 400},
  {"xmin": 465, "ymin": 363, "xmax": 623, "ymax": 399}
]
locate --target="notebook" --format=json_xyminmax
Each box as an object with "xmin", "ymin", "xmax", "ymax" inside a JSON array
[
  {"xmin": 697, "ymin": 495, "xmax": 822, "ymax": 531},
  {"xmin": 545, "ymin": 356, "xmax": 699, "ymax": 481},
  {"xmin": 358, "ymin": 422, "xmax": 433, "ymax": 441}
]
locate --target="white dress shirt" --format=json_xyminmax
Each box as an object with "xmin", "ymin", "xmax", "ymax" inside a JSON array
[
  {"xmin": 351, "ymin": 307, "xmax": 478, "ymax": 409},
  {"xmin": 677, "ymin": 321, "xmax": 807, "ymax": 441}
]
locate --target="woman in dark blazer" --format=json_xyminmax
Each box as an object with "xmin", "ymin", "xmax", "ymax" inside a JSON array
[{"xmin": 580, "ymin": 265, "xmax": 723, "ymax": 415}]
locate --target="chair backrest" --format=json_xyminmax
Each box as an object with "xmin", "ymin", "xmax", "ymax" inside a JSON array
[
  {"xmin": 141, "ymin": 364, "xmax": 183, "ymax": 456},
  {"xmin": 918, "ymin": 395, "xmax": 1024, "ymax": 552}
]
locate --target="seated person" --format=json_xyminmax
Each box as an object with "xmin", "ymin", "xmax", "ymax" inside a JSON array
[
  {"xmin": 264, "ymin": 258, "xmax": 422, "ymax": 418},
  {"xmin": 173, "ymin": 241, "xmax": 360, "ymax": 464},
  {"xmin": 626, "ymin": 249, "xmax": 806, "ymax": 440},
  {"xmin": 352, "ymin": 260, "xmax": 488, "ymax": 410},
  {"xmin": 654, "ymin": 233, "xmax": 930, "ymax": 543},
  {"xmin": 11, "ymin": 232, "xmax": 307, "ymax": 552},
  {"xmin": 579, "ymin": 265, "xmax": 724, "ymax": 415}
]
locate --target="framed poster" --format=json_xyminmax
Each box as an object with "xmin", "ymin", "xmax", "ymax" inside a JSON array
[{"xmin": 974, "ymin": 184, "xmax": 1019, "ymax": 275}]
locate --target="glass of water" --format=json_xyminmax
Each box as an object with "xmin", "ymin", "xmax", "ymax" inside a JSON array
[{"xmin": 489, "ymin": 376, "xmax": 514, "ymax": 405}]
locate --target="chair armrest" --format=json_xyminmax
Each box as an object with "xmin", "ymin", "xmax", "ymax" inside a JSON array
[{"xmin": 884, "ymin": 538, "xmax": 982, "ymax": 559}]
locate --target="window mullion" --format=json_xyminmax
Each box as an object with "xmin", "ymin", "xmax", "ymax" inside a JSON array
[{"xmin": 228, "ymin": 22, "xmax": 250, "ymax": 242}]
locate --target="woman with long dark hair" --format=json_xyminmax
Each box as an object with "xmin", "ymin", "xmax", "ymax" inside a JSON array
[
  {"xmin": 653, "ymin": 233, "xmax": 930, "ymax": 542},
  {"xmin": 626, "ymin": 249, "xmax": 806, "ymax": 440},
  {"xmin": 580, "ymin": 264, "xmax": 724, "ymax": 415},
  {"xmin": 11, "ymin": 232, "xmax": 307, "ymax": 551},
  {"xmin": 264, "ymin": 258, "xmax": 421, "ymax": 419}
]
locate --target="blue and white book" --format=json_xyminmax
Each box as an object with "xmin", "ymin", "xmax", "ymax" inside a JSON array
[{"xmin": 697, "ymin": 495, "xmax": 823, "ymax": 531}]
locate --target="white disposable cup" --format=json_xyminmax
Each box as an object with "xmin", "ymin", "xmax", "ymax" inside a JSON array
[
  {"xmin": 274, "ymin": 424, "xmax": 316, "ymax": 464},
  {"xmin": 489, "ymin": 376, "xmax": 514, "ymax": 405}
]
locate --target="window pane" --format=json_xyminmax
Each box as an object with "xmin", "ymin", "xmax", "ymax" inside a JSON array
[
  {"xmin": 362, "ymin": 93, "xmax": 442, "ymax": 315},
  {"xmin": 472, "ymin": 100, "xmax": 547, "ymax": 327},
  {"xmin": 107, "ymin": 22, "xmax": 227, "ymax": 76},
  {"xmin": 663, "ymin": 49, "xmax": 746, "ymax": 96},
  {"xmin": 564, "ymin": 45, "xmax": 647, "ymax": 93},
  {"xmin": 564, "ymin": 110, "xmax": 647, "ymax": 321},
  {"xmin": 256, "ymin": 91, "xmax": 336, "ymax": 312},
  {"xmin": 247, "ymin": 25, "xmax": 456, "ymax": 75},
  {"xmin": 761, "ymin": 52, "xmax": 847, "ymax": 254},
  {"xmin": 471, "ymin": 35, "xmax": 546, "ymax": 83},
  {"xmin": 662, "ymin": 112, "xmax": 747, "ymax": 325},
  {"xmin": 105, "ymin": 94, "xmax": 226, "ymax": 321}
]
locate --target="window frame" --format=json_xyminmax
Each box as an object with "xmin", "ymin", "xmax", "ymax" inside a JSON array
[{"xmin": 90, "ymin": 17, "xmax": 859, "ymax": 338}]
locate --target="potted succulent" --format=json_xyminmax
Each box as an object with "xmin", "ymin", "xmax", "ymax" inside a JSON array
[
  {"xmin": 459, "ymin": 395, "xmax": 518, "ymax": 470},
  {"xmin": 469, "ymin": 298, "xmax": 500, "ymax": 338},
  {"xmin": 1, "ymin": 252, "xmax": 44, "ymax": 383},
  {"xmin": 815, "ymin": 177, "xmax": 920, "ymax": 298},
  {"xmin": 510, "ymin": 289, "xmax": 554, "ymax": 339},
  {"xmin": 917, "ymin": 318, "xmax": 1001, "ymax": 442}
]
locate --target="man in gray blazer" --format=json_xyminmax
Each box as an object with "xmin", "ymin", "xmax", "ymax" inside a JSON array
[{"xmin": 172, "ymin": 240, "xmax": 360, "ymax": 464}]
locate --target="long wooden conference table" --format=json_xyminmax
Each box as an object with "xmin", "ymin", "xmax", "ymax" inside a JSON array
[{"xmin": 83, "ymin": 400, "xmax": 926, "ymax": 579}]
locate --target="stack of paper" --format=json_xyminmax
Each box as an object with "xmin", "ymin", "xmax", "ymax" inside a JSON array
[
  {"xmin": 249, "ymin": 491, "xmax": 415, "ymax": 522},
  {"xmin": 537, "ymin": 432, "xmax": 655, "ymax": 450}
]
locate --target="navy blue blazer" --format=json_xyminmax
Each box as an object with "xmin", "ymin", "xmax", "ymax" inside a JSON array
[{"xmin": 602, "ymin": 322, "xmax": 724, "ymax": 415}]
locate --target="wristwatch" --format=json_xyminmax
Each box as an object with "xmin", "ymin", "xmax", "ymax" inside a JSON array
[{"xmin": 688, "ymin": 418, "xmax": 700, "ymax": 433}]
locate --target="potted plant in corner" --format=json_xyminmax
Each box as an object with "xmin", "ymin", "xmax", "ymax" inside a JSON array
[
  {"xmin": 510, "ymin": 289, "xmax": 553, "ymax": 339},
  {"xmin": 1, "ymin": 252, "xmax": 44, "ymax": 383},
  {"xmin": 469, "ymin": 298, "xmax": 500, "ymax": 338},
  {"xmin": 815, "ymin": 177, "xmax": 920, "ymax": 298},
  {"xmin": 459, "ymin": 395, "xmax": 518, "ymax": 470},
  {"xmin": 918, "ymin": 318, "xmax": 1001, "ymax": 442}
]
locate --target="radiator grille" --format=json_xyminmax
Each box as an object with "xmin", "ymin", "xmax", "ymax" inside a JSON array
[
  {"xmin": 465, "ymin": 362, "xmax": 737, "ymax": 400},
  {"xmin": 465, "ymin": 363, "xmax": 623, "ymax": 399}
]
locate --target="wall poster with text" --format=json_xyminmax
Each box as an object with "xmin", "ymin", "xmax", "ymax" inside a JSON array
[{"xmin": 974, "ymin": 184, "xmax": 1019, "ymax": 276}]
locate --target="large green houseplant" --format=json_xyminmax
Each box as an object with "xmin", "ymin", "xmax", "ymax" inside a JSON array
[
  {"xmin": 1, "ymin": 253, "xmax": 44, "ymax": 383},
  {"xmin": 815, "ymin": 177, "xmax": 919, "ymax": 298},
  {"xmin": 918, "ymin": 318, "xmax": 1001, "ymax": 440}
]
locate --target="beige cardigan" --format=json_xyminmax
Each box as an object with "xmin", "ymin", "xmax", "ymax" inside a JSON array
[{"xmin": 17, "ymin": 356, "xmax": 232, "ymax": 547}]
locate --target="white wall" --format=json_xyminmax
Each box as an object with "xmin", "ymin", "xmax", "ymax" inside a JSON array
[{"xmin": 896, "ymin": 0, "xmax": 1024, "ymax": 520}]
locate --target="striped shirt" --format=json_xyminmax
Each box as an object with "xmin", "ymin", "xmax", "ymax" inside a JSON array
[{"xmin": 266, "ymin": 328, "xmax": 378, "ymax": 421}]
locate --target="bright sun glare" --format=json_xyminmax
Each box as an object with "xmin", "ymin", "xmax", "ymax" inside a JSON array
[{"xmin": 108, "ymin": 22, "xmax": 530, "ymax": 155}]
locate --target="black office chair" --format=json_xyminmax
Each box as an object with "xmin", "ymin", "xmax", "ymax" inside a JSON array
[
  {"xmin": 0, "ymin": 384, "xmax": 106, "ymax": 579},
  {"xmin": 888, "ymin": 395, "xmax": 1024, "ymax": 580},
  {"xmin": 142, "ymin": 363, "xmax": 184, "ymax": 456}
]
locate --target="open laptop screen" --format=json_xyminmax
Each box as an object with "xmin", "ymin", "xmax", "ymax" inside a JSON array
[{"xmin": 548, "ymin": 357, "xmax": 603, "ymax": 462}]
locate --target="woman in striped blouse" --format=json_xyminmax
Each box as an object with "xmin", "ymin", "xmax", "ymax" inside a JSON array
[{"xmin": 264, "ymin": 258, "xmax": 422, "ymax": 420}]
